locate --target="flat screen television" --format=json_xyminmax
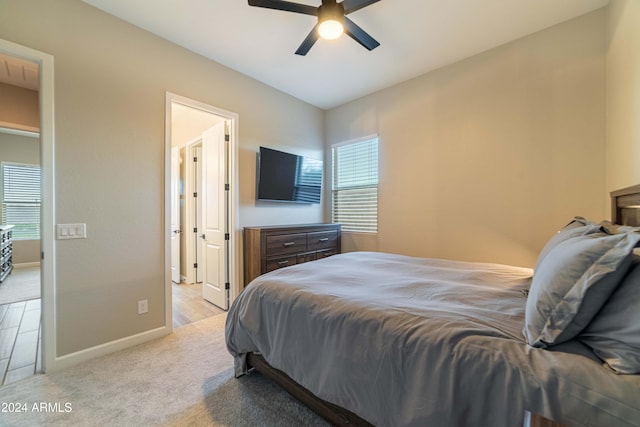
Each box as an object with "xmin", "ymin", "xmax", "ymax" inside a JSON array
[{"xmin": 256, "ymin": 146, "xmax": 322, "ymax": 204}]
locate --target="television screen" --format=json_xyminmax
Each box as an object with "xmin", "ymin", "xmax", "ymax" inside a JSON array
[{"xmin": 257, "ymin": 147, "xmax": 322, "ymax": 204}]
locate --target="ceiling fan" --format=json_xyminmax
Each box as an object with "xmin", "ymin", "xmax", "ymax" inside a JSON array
[{"xmin": 248, "ymin": 0, "xmax": 381, "ymax": 56}]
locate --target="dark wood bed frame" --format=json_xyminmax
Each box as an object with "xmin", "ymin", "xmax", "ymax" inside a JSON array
[
  {"xmin": 247, "ymin": 353, "xmax": 560, "ymax": 426},
  {"xmin": 244, "ymin": 185, "xmax": 640, "ymax": 427},
  {"xmin": 247, "ymin": 353, "xmax": 372, "ymax": 426},
  {"xmin": 611, "ymin": 184, "xmax": 640, "ymax": 226}
]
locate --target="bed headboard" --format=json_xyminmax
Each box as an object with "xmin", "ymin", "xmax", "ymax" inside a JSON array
[{"xmin": 611, "ymin": 184, "xmax": 640, "ymax": 226}]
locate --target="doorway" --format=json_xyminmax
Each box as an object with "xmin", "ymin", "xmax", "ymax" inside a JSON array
[
  {"xmin": 0, "ymin": 39, "xmax": 55, "ymax": 375},
  {"xmin": 165, "ymin": 93, "xmax": 239, "ymax": 329}
]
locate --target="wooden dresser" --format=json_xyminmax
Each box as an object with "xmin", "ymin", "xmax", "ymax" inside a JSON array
[{"xmin": 243, "ymin": 223, "xmax": 341, "ymax": 286}]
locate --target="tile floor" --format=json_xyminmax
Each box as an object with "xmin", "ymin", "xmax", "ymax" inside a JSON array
[{"xmin": 0, "ymin": 298, "xmax": 41, "ymax": 385}]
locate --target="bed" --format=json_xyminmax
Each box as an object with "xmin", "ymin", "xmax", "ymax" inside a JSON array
[{"xmin": 226, "ymin": 185, "xmax": 640, "ymax": 427}]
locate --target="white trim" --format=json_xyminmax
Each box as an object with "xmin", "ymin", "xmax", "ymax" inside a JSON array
[
  {"xmin": 0, "ymin": 126, "xmax": 39, "ymax": 138},
  {"xmin": 0, "ymin": 39, "xmax": 56, "ymax": 372},
  {"xmin": 165, "ymin": 93, "xmax": 241, "ymax": 322},
  {"xmin": 184, "ymin": 138, "xmax": 202, "ymax": 285},
  {"xmin": 330, "ymin": 134, "xmax": 379, "ymax": 149},
  {"xmin": 165, "ymin": 96, "xmax": 173, "ymax": 333},
  {"xmin": 50, "ymin": 326, "xmax": 169, "ymax": 372},
  {"xmin": 0, "ymin": 121, "xmax": 39, "ymax": 134}
]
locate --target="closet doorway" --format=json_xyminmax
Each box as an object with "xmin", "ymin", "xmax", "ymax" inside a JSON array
[
  {"xmin": 166, "ymin": 94, "xmax": 239, "ymax": 329},
  {"xmin": 0, "ymin": 40, "xmax": 55, "ymax": 378},
  {"xmin": 0, "ymin": 139, "xmax": 41, "ymax": 387}
]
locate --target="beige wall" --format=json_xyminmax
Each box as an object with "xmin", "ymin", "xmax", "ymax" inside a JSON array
[
  {"xmin": 606, "ymin": 0, "xmax": 640, "ymax": 197},
  {"xmin": 0, "ymin": 131, "xmax": 41, "ymax": 263},
  {"xmin": 326, "ymin": 10, "xmax": 607, "ymax": 268},
  {"xmin": 0, "ymin": 82, "xmax": 39, "ymax": 131},
  {"xmin": 0, "ymin": 131, "xmax": 39, "ymax": 164},
  {"xmin": 0, "ymin": 0, "xmax": 324, "ymax": 356}
]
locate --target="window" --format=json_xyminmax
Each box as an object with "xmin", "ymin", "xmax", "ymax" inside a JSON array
[
  {"xmin": 1, "ymin": 162, "xmax": 41, "ymax": 240},
  {"xmin": 332, "ymin": 137, "xmax": 378, "ymax": 233}
]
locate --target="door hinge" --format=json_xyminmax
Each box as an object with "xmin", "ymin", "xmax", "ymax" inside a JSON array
[
  {"xmin": 225, "ymin": 134, "xmax": 230, "ymax": 142},
  {"xmin": 193, "ymin": 192, "xmax": 197, "ymax": 197},
  {"xmin": 225, "ymin": 233, "xmax": 230, "ymax": 240},
  {"xmin": 193, "ymin": 227, "xmax": 197, "ymax": 233},
  {"xmin": 193, "ymin": 157, "xmax": 198, "ymax": 162},
  {"xmin": 194, "ymin": 262, "xmax": 198, "ymax": 268},
  {"xmin": 225, "ymin": 282, "xmax": 230, "ymax": 290},
  {"xmin": 225, "ymin": 183, "xmax": 230, "ymax": 191}
]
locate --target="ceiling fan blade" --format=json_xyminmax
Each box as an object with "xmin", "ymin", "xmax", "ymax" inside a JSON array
[
  {"xmin": 295, "ymin": 24, "xmax": 320, "ymax": 56},
  {"xmin": 248, "ymin": 0, "xmax": 317, "ymax": 16},
  {"xmin": 341, "ymin": 0, "xmax": 381, "ymax": 15},
  {"xmin": 344, "ymin": 17, "xmax": 380, "ymax": 51}
]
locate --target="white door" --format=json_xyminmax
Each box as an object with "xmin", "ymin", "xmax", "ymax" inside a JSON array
[
  {"xmin": 201, "ymin": 122, "xmax": 228, "ymax": 309},
  {"xmin": 170, "ymin": 146, "xmax": 181, "ymax": 283}
]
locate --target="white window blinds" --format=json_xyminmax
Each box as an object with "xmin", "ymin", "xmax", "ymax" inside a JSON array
[
  {"xmin": 2, "ymin": 162, "xmax": 41, "ymax": 240},
  {"xmin": 332, "ymin": 137, "xmax": 378, "ymax": 233},
  {"xmin": 293, "ymin": 157, "xmax": 323, "ymax": 203}
]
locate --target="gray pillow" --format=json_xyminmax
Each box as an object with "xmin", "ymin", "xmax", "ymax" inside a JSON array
[
  {"xmin": 534, "ymin": 217, "xmax": 601, "ymax": 272},
  {"xmin": 524, "ymin": 231, "xmax": 640, "ymax": 347},
  {"xmin": 579, "ymin": 256, "xmax": 640, "ymax": 374}
]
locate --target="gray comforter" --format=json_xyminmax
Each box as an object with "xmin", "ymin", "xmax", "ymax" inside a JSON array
[{"xmin": 225, "ymin": 252, "xmax": 640, "ymax": 427}]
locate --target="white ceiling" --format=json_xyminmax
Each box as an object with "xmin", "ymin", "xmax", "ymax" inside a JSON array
[{"xmin": 85, "ymin": 0, "xmax": 608, "ymax": 109}]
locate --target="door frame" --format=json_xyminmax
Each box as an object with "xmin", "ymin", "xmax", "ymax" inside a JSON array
[
  {"xmin": 184, "ymin": 138, "xmax": 202, "ymax": 285},
  {"xmin": 170, "ymin": 146, "xmax": 181, "ymax": 283},
  {"xmin": 0, "ymin": 39, "xmax": 56, "ymax": 371},
  {"xmin": 164, "ymin": 93, "xmax": 239, "ymax": 328}
]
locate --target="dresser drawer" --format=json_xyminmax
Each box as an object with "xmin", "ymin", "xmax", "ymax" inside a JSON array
[
  {"xmin": 297, "ymin": 252, "xmax": 317, "ymax": 264},
  {"xmin": 266, "ymin": 255, "xmax": 297, "ymax": 272},
  {"xmin": 266, "ymin": 233, "xmax": 307, "ymax": 257},
  {"xmin": 316, "ymin": 249, "xmax": 337, "ymax": 260},
  {"xmin": 307, "ymin": 230, "xmax": 338, "ymax": 251}
]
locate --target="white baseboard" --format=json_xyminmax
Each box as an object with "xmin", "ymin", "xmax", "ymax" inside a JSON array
[
  {"xmin": 13, "ymin": 262, "xmax": 41, "ymax": 269},
  {"xmin": 46, "ymin": 325, "xmax": 170, "ymax": 373}
]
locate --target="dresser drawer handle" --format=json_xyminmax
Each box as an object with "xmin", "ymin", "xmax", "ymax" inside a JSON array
[
  {"xmin": 318, "ymin": 238, "xmax": 329, "ymax": 242},
  {"xmin": 282, "ymin": 242, "xmax": 295, "ymax": 247},
  {"xmin": 277, "ymin": 260, "xmax": 289, "ymax": 266}
]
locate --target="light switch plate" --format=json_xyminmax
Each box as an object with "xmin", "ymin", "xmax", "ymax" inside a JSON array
[{"xmin": 57, "ymin": 223, "xmax": 87, "ymax": 239}]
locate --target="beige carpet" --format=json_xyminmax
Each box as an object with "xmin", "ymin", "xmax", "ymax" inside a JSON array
[
  {"xmin": 0, "ymin": 313, "xmax": 329, "ymax": 426},
  {"xmin": 0, "ymin": 266, "xmax": 40, "ymax": 305}
]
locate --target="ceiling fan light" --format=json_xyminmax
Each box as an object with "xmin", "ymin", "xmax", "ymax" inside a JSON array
[{"xmin": 318, "ymin": 19, "xmax": 344, "ymax": 40}]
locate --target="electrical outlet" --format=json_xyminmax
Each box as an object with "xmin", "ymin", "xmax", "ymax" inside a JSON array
[{"xmin": 137, "ymin": 299, "xmax": 148, "ymax": 315}]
